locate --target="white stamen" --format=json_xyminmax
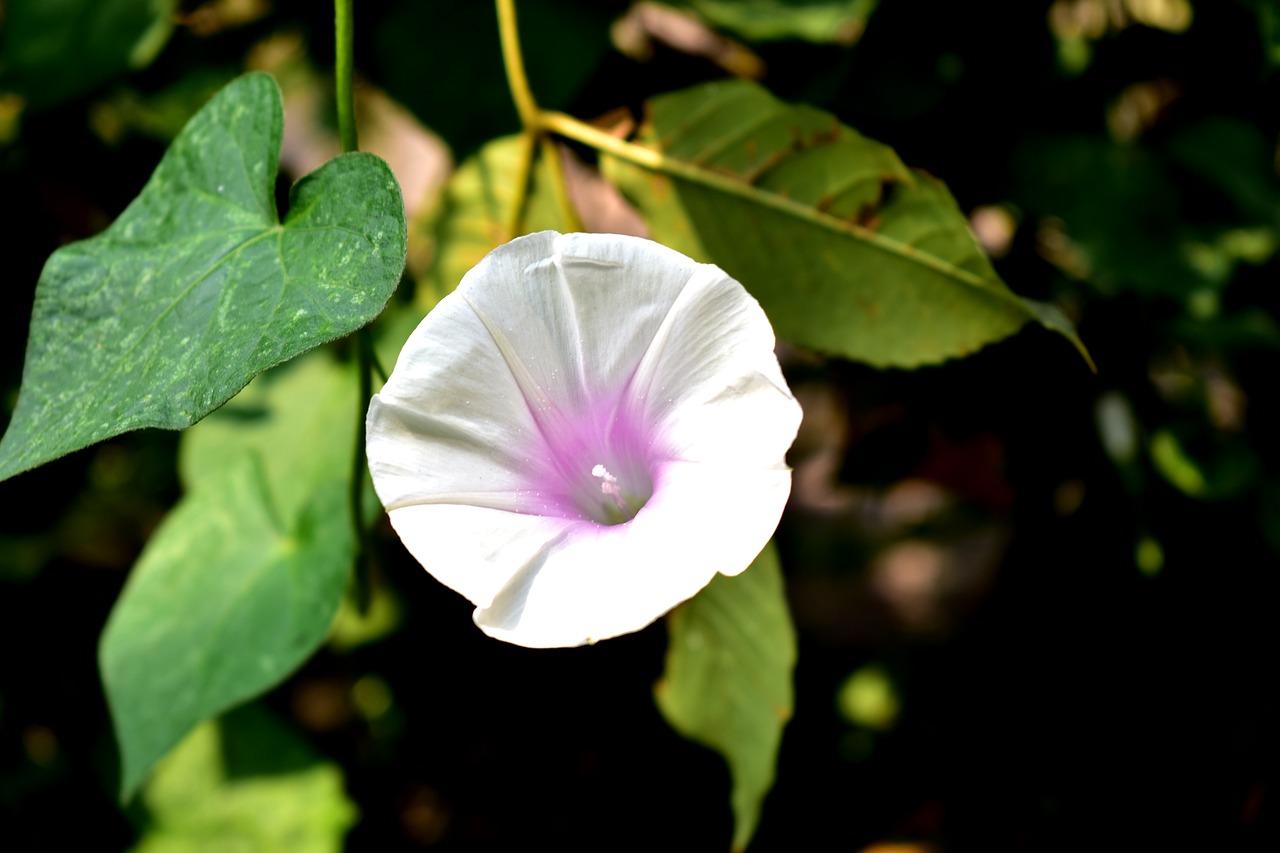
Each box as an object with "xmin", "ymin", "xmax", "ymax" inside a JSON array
[{"xmin": 592, "ymin": 464, "xmax": 628, "ymax": 513}]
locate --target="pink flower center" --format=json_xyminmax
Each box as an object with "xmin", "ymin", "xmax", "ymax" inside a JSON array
[{"xmin": 525, "ymin": 397, "xmax": 657, "ymax": 526}]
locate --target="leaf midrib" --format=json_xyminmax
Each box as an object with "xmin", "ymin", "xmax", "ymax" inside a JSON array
[{"xmin": 542, "ymin": 110, "xmax": 1025, "ymax": 307}]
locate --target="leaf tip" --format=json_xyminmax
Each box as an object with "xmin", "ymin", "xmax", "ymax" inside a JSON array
[{"xmin": 1022, "ymin": 298, "xmax": 1096, "ymax": 372}]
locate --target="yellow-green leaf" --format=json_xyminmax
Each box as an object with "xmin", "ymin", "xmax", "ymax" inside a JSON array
[
  {"xmin": 132, "ymin": 703, "xmax": 357, "ymax": 853},
  {"xmin": 599, "ymin": 80, "xmax": 1090, "ymax": 368}
]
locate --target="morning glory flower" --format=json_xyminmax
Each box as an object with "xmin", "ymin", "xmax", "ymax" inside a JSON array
[{"xmin": 366, "ymin": 231, "xmax": 801, "ymax": 648}]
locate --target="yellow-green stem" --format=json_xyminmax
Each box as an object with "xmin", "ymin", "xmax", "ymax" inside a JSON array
[{"xmin": 496, "ymin": 0, "xmax": 539, "ymax": 129}]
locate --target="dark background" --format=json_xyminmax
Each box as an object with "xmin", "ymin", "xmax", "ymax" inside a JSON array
[{"xmin": 2, "ymin": 0, "xmax": 1278, "ymax": 849}]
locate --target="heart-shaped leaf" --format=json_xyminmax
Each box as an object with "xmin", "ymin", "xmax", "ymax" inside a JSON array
[
  {"xmin": 0, "ymin": 71, "xmax": 406, "ymax": 482},
  {"xmin": 100, "ymin": 352, "xmax": 359, "ymax": 801}
]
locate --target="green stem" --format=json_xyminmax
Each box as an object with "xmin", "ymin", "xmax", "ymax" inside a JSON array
[
  {"xmin": 369, "ymin": 346, "xmax": 389, "ymax": 384},
  {"xmin": 350, "ymin": 329, "xmax": 374, "ymax": 614},
  {"xmin": 337, "ymin": 0, "xmax": 372, "ymax": 611},
  {"xmin": 335, "ymin": 0, "xmax": 358, "ymax": 154}
]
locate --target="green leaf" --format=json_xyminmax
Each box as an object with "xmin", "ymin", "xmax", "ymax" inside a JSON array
[
  {"xmin": 132, "ymin": 703, "xmax": 357, "ymax": 853},
  {"xmin": 0, "ymin": 0, "xmax": 177, "ymax": 108},
  {"xmin": 102, "ymin": 351, "xmax": 358, "ymax": 799},
  {"xmin": 0, "ymin": 72, "xmax": 406, "ymax": 482},
  {"xmin": 101, "ymin": 354, "xmax": 360, "ymax": 800},
  {"xmin": 599, "ymin": 80, "xmax": 1089, "ymax": 368},
  {"xmin": 418, "ymin": 133, "xmax": 567, "ymax": 310},
  {"xmin": 179, "ymin": 351, "xmax": 359, "ymax": 521},
  {"xmin": 655, "ymin": 543, "xmax": 795, "ymax": 853},
  {"xmin": 672, "ymin": 0, "xmax": 878, "ymax": 44},
  {"xmin": 101, "ymin": 453, "xmax": 352, "ymax": 801}
]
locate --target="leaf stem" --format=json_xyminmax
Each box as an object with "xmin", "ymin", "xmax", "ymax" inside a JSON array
[
  {"xmin": 369, "ymin": 346, "xmax": 389, "ymax": 384},
  {"xmin": 350, "ymin": 330, "xmax": 375, "ymax": 614},
  {"xmin": 335, "ymin": 0, "xmax": 358, "ymax": 154}
]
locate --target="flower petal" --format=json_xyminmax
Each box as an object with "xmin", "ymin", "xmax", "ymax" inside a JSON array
[
  {"xmin": 458, "ymin": 231, "xmax": 705, "ymax": 411},
  {"xmin": 367, "ymin": 292, "xmax": 550, "ymax": 514},
  {"xmin": 384, "ymin": 503, "xmax": 571, "ymax": 610},
  {"xmin": 626, "ymin": 263, "xmax": 802, "ymax": 469},
  {"xmin": 473, "ymin": 460, "xmax": 793, "ymax": 648}
]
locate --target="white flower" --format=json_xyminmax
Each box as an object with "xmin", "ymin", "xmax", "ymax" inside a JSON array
[{"xmin": 366, "ymin": 231, "xmax": 801, "ymax": 647}]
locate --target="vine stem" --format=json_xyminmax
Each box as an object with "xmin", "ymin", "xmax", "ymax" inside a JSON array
[
  {"xmin": 496, "ymin": 0, "xmax": 580, "ymax": 233},
  {"xmin": 337, "ymin": 0, "xmax": 373, "ymax": 612},
  {"xmin": 335, "ymin": 0, "xmax": 358, "ymax": 154},
  {"xmin": 496, "ymin": 0, "xmax": 539, "ymax": 129}
]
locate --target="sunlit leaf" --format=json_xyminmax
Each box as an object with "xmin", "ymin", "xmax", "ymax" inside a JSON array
[
  {"xmin": 672, "ymin": 0, "xmax": 878, "ymax": 44},
  {"xmin": 132, "ymin": 703, "xmax": 357, "ymax": 852},
  {"xmin": 0, "ymin": 0, "xmax": 177, "ymax": 108},
  {"xmin": 0, "ymin": 72, "xmax": 406, "ymax": 482},
  {"xmin": 101, "ymin": 354, "xmax": 361, "ymax": 800},
  {"xmin": 418, "ymin": 134, "xmax": 565, "ymax": 310},
  {"xmin": 655, "ymin": 542, "xmax": 795, "ymax": 853},
  {"xmin": 601, "ymin": 80, "xmax": 1088, "ymax": 368},
  {"xmin": 179, "ymin": 352, "xmax": 360, "ymax": 522}
]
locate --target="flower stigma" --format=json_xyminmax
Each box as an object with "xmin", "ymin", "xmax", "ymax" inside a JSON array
[{"xmin": 591, "ymin": 463, "xmax": 644, "ymax": 525}]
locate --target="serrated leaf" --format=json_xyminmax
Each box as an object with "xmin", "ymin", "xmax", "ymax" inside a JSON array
[
  {"xmin": 0, "ymin": 0, "xmax": 177, "ymax": 108},
  {"xmin": 0, "ymin": 72, "xmax": 406, "ymax": 482},
  {"xmin": 656, "ymin": 543, "xmax": 795, "ymax": 853},
  {"xmin": 132, "ymin": 703, "xmax": 357, "ymax": 853},
  {"xmin": 600, "ymin": 80, "xmax": 1089, "ymax": 368}
]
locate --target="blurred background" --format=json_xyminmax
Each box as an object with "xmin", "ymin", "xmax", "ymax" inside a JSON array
[{"xmin": 1, "ymin": 0, "xmax": 1278, "ymax": 849}]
